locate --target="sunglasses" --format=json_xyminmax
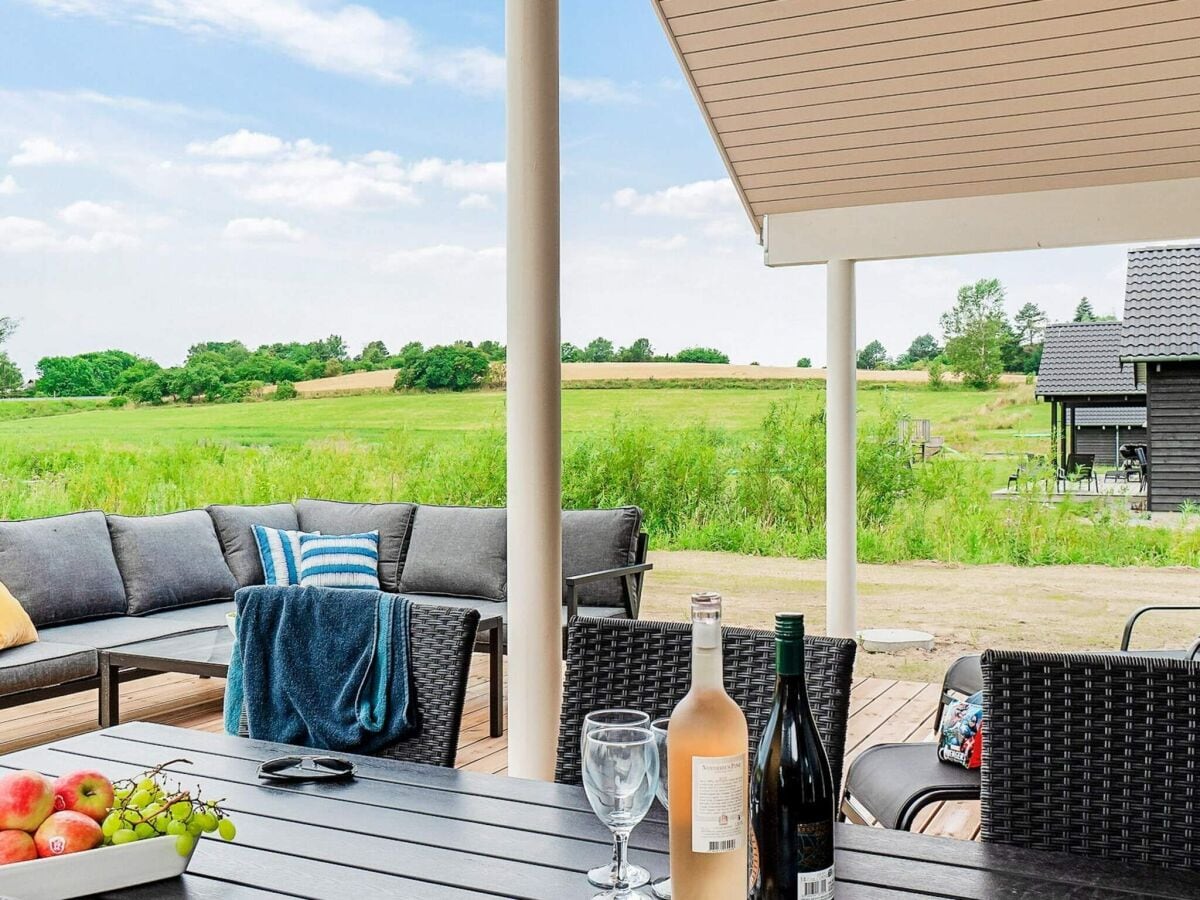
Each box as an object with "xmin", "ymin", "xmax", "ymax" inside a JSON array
[{"xmin": 257, "ymin": 755, "xmax": 357, "ymax": 783}]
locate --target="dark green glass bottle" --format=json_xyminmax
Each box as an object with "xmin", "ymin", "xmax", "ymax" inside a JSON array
[{"xmin": 750, "ymin": 614, "xmax": 836, "ymax": 899}]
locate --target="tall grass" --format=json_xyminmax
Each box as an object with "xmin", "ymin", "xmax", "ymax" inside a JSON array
[{"xmin": 1, "ymin": 397, "xmax": 1196, "ymax": 567}]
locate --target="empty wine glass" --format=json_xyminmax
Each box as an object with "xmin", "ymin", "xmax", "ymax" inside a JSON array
[
  {"xmin": 582, "ymin": 726, "xmax": 659, "ymax": 900},
  {"xmin": 650, "ymin": 718, "xmax": 671, "ymax": 899},
  {"xmin": 583, "ymin": 709, "xmax": 651, "ymax": 889}
]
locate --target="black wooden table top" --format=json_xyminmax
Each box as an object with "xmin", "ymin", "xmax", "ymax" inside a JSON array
[{"xmin": 2, "ymin": 722, "xmax": 1197, "ymax": 899}]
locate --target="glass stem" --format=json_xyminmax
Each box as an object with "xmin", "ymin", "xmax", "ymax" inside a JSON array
[{"xmin": 613, "ymin": 831, "xmax": 630, "ymax": 890}]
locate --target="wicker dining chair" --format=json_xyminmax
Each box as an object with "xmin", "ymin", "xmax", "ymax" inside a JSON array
[
  {"xmin": 981, "ymin": 649, "xmax": 1200, "ymax": 872},
  {"xmin": 554, "ymin": 616, "xmax": 857, "ymax": 790},
  {"xmin": 239, "ymin": 603, "xmax": 480, "ymax": 768}
]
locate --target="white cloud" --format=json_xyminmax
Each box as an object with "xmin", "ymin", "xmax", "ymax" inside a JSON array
[
  {"xmin": 613, "ymin": 179, "xmax": 741, "ymax": 219},
  {"xmin": 223, "ymin": 217, "xmax": 304, "ymax": 242},
  {"xmin": 458, "ymin": 193, "xmax": 493, "ymax": 211},
  {"xmin": 9, "ymin": 137, "xmax": 84, "ymax": 166},
  {"xmin": 59, "ymin": 200, "xmax": 128, "ymax": 231},
  {"xmin": 0, "ymin": 215, "xmax": 138, "ymax": 253},
  {"xmin": 639, "ymin": 234, "xmax": 688, "ymax": 251},
  {"xmin": 0, "ymin": 176, "xmax": 16, "ymax": 195},
  {"xmin": 25, "ymin": 1, "xmax": 633, "ymax": 102},
  {"xmin": 378, "ymin": 244, "xmax": 504, "ymax": 271},
  {"xmin": 188, "ymin": 132, "xmax": 502, "ymax": 210},
  {"xmin": 186, "ymin": 129, "xmax": 285, "ymax": 158}
]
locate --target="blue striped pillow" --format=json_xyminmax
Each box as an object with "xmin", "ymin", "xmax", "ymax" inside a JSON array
[
  {"xmin": 298, "ymin": 531, "xmax": 381, "ymax": 590},
  {"xmin": 252, "ymin": 525, "xmax": 317, "ymax": 587}
]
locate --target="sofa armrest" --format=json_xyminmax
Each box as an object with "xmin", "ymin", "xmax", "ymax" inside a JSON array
[
  {"xmin": 1120, "ymin": 604, "xmax": 1200, "ymax": 651},
  {"xmin": 565, "ymin": 562, "xmax": 654, "ymax": 619}
]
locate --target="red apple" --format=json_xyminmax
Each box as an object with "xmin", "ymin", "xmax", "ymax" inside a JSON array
[
  {"xmin": 0, "ymin": 830, "xmax": 36, "ymax": 865},
  {"xmin": 0, "ymin": 771, "xmax": 54, "ymax": 832},
  {"xmin": 52, "ymin": 770, "xmax": 115, "ymax": 823},
  {"xmin": 33, "ymin": 811, "xmax": 102, "ymax": 858}
]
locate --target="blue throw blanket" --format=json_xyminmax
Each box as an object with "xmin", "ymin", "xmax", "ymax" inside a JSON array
[{"xmin": 222, "ymin": 585, "xmax": 414, "ymax": 753}]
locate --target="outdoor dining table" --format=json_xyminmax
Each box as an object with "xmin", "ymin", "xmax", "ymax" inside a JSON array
[{"xmin": 1, "ymin": 722, "xmax": 1197, "ymax": 899}]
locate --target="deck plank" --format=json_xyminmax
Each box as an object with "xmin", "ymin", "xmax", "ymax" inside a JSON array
[{"xmin": 0, "ymin": 657, "xmax": 980, "ymax": 840}]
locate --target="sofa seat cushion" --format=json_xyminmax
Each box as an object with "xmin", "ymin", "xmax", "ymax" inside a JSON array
[
  {"xmin": 208, "ymin": 504, "xmax": 300, "ymax": 588},
  {"xmin": 0, "ymin": 511, "xmax": 127, "ymax": 627},
  {"xmin": 0, "ymin": 641, "xmax": 97, "ymax": 694},
  {"xmin": 562, "ymin": 507, "xmax": 642, "ymax": 607},
  {"xmin": 38, "ymin": 615, "xmax": 219, "ymax": 650},
  {"xmin": 143, "ymin": 601, "xmax": 235, "ymax": 631},
  {"xmin": 108, "ymin": 511, "xmax": 238, "ymax": 615},
  {"xmin": 402, "ymin": 595, "xmax": 625, "ymax": 643},
  {"xmin": 399, "ymin": 507, "xmax": 507, "ymax": 602},
  {"xmin": 295, "ymin": 500, "xmax": 415, "ymax": 594}
]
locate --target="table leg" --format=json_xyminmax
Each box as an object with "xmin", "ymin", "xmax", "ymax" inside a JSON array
[
  {"xmin": 99, "ymin": 662, "xmax": 120, "ymax": 728},
  {"xmin": 489, "ymin": 627, "xmax": 504, "ymax": 738}
]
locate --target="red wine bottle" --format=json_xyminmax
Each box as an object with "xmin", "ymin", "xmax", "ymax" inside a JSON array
[{"xmin": 750, "ymin": 613, "xmax": 836, "ymax": 899}]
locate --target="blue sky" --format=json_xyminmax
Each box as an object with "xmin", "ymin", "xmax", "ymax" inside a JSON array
[{"xmin": 0, "ymin": 0, "xmax": 1133, "ymax": 376}]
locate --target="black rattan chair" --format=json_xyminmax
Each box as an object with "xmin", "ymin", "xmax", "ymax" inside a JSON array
[
  {"xmin": 982, "ymin": 649, "xmax": 1200, "ymax": 872},
  {"xmin": 554, "ymin": 616, "xmax": 857, "ymax": 790},
  {"xmin": 239, "ymin": 604, "xmax": 480, "ymax": 768},
  {"xmin": 1120, "ymin": 605, "xmax": 1200, "ymax": 660},
  {"xmin": 838, "ymin": 654, "xmax": 983, "ymax": 830}
]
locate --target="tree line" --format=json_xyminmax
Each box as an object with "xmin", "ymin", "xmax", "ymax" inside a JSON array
[{"xmin": 852, "ymin": 280, "xmax": 1109, "ymax": 389}]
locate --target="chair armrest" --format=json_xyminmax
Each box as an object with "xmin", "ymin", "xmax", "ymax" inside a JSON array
[
  {"xmin": 565, "ymin": 562, "xmax": 654, "ymax": 587},
  {"xmin": 565, "ymin": 563, "xmax": 654, "ymax": 619},
  {"xmin": 1120, "ymin": 605, "xmax": 1200, "ymax": 651}
]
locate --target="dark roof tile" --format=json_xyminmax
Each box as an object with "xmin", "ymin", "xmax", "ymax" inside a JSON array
[
  {"xmin": 1121, "ymin": 245, "xmax": 1200, "ymax": 360},
  {"xmin": 1036, "ymin": 321, "xmax": 1141, "ymax": 398}
]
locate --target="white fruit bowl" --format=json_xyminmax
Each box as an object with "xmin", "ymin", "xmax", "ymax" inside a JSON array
[
  {"xmin": 0, "ymin": 834, "xmax": 196, "ymax": 900},
  {"xmin": 226, "ymin": 610, "xmax": 237, "ymax": 636}
]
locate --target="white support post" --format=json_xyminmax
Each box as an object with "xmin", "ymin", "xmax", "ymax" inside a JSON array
[
  {"xmin": 825, "ymin": 259, "xmax": 857, "ymax": 639},
  {"xmin": 505, "ymin": 0, "xmax": 562, "ymax": 781}
]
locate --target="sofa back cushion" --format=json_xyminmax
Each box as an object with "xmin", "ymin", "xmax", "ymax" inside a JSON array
[
  {"xmin": 563, "ymin": 507, "xmax": 642, "ymax": 607},
  {"xmin": 108, "ymin": 510, "xmax": 239, "ymax": 615},
  {"xmin": 295, "ymin": 500, "xmax": 415, "ymax": 593},
  {"xmin": 0, "ymin": 511, "xmax": 127, "ymax": 627},
  {"xmin": 207, "ymin": 503, "xmax": 300, "ymax": 588},
  {"xmin": 399, "ymin": 506, "xmax": 507, "ymax": 602}
]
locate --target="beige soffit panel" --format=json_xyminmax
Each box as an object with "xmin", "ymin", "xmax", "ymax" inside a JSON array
[{"xmin": 653, "ymin": 0, "xmax": 1200, "ymax": 239}]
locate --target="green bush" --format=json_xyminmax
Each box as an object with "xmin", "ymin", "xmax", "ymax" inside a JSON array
[
  {"xmin": 674, "ymin": 347, "xmax": 730, "ymax": 364},
  {"xmin": 273, "ymin": 381, "xmax": 298, "ymax": 401},
  {"xmin": 395, "ymin": 344, "xmax": 490, "ymax": 391},
  {"xmin": 108, "ymin": 396, "xmax": 130, "ymax": 408}
]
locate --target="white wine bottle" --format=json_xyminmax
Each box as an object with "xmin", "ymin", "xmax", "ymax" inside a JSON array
[{"xmin": 668, "ymin": 592, "xmax": 749, "ymax": 899}]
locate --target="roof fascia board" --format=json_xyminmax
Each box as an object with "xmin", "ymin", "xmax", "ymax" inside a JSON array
[{"xmin": 764, "ymin": 177, "xmax": 1200, "ymax": 266}]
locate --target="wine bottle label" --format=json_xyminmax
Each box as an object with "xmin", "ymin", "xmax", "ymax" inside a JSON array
[
  {"xmin": 797, "ymin": 864, "xmax": 835, "ymax": 899},
  {"xmin": 691, "ymin": 753, "xmax": 746, "ymax": 854}
]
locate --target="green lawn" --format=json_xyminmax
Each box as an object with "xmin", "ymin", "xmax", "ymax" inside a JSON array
[{"xmin": 0, "ymin": 382, "xmax": 1043, "ymax": 456}]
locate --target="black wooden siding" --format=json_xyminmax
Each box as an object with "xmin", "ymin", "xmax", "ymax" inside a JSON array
[
  {"xmin": 1147, "ymin": 363, "xmax": 1200, "ymax": 511},
  {"xmin": 1074, "ymin": 425, "xmax": 1147, "ymax": 467}
]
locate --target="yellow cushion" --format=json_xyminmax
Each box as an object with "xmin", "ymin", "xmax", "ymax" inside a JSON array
[{"xmin": 0, "ymin": 581, "xmax": 37, "ymax": 651}]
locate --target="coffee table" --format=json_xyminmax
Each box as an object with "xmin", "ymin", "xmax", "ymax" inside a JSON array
[{"xmin": 98, "ymin": 628, "xmax": 233, "ymax": 728}]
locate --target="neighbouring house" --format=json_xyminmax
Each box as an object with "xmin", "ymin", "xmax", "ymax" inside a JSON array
[
  {"xmin": 1035, "ymin": 321, "xmax": 1144, "ymax": 467},
  {"xmin": 1120, "ymin": 245, "xmax": 1200, "ymax": 512}
]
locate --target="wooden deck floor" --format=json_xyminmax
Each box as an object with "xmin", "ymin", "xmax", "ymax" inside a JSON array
[{"xmin": 0, "ymin": 658, "xmax": 978, "ymax": 841}]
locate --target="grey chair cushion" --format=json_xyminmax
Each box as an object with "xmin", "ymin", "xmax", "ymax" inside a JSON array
[
  {"xmin": 399, "ymin": 506, "xmax": 507, "ymax": 602},
  {"xmin": 107, "ymin": 511, "xmax": 238, "ymax": 615},
  {"xmin": 402, "ymin": 594, "xmax": 625, "ymax": 645},
  {"xmin": 0, "ymin": 511, "xmax": 127, "ymax": 627},
  {"xmin": 0, "ymin": 641, "xmax": 98, "ymax": 694},
  {"xmin": 39, "ymin": 614, "xmax": 217, "ymax": 649},
  {"xmin": 145, "ymin": 600, "xmax": 235, "ymax": 630},
  {"xmin": 563, "ymin": 507, "xmax": 642, "ymax": 607},
  {"xmin": 295, "ymin": 499, "xmax": 415, "ymax": 593},
  {"xmin": 207, "ymin": 504, "xmax": 299, "ymax": 588}
]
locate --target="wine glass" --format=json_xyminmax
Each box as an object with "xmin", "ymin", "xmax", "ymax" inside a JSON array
[
  {"xmin": 582, "ymin": 726, "xmax": 659, "ymax": 900},
  {"xmin": 583, "ymin": 709, "xmax": 651, "ymax": 889},
  {"xmin": 649, "ymin": 718, "xmax": 671, "ymax": 899}
]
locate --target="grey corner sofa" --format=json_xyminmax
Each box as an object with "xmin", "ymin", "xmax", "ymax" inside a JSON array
[{"xmin": 0, "ymin": 500, "xmax": 651, "ymax": 739}]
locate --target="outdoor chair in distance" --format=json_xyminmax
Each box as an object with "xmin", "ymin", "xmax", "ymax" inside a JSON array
[
  {"xmin": 838, "ymin": 654, "xmax": 982, "ymax": 831},
  {"xmin": 553, "ymin": 616, "xmax": 857, "ymax": 790},
  {"xmin": 1055, "ymin": 452, "xmax": 1098, "ymax": 493},
  {"xmin": 981, "ymin": 649, "xmax": 1200, "ymax": 873},
  {"xmin": 1120, "ymin": 605, "xmax": 1200, "ymax": 660},
  {"xmin": 238, "ymin": 604, "xmax": 479, "ymax": 767}
]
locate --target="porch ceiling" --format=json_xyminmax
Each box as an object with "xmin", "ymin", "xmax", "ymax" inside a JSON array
[{"xmin": 654, "ymin": 0, "xmax": 1200, "ymax": 247}]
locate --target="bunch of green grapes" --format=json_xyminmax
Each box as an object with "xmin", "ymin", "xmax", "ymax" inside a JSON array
[{"xmin": 100, "ymin": 759, "xmax": 237, "ymax": 857}]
